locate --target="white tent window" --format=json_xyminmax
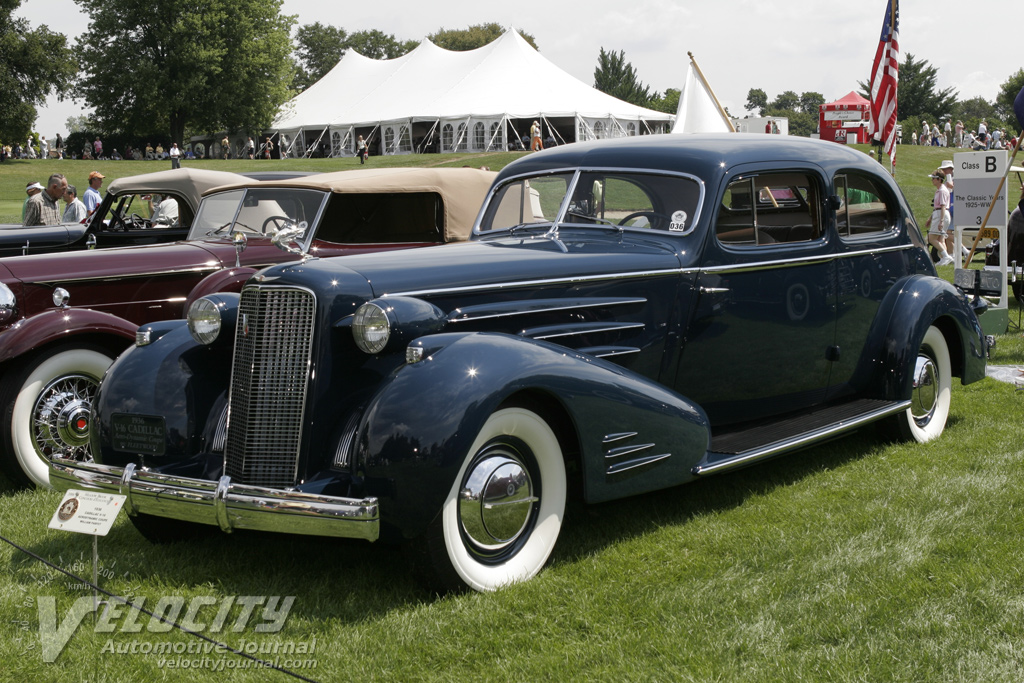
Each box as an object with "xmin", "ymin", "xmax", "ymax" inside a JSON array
[
  {"xmin": 384, "ymin": 126, "xmax": 395, "ymax": 153},
  {"xmin": 398, "ymin": 124, "xmax": 412, "ymax": 153},
  {"xmin": 473, "ymin": 122, "xmax": 485, "ymax": 150},
  {"xmin": 456, "ymin": 123, "xmax": 468, "ymax": 151},
  {"xmin": 627, "ymin": 122, "xmax": 637, "ymax": 136},
  {"xmin": 442, "ymin": 124, "xmax": 454, "ymax": 152},
  {"xmin": 331, "ymin": 131, "xmax": 343, "ymax": 156},
  {"xmin": 489, "ymin": 122, "xmax": 504, "ymax": 150},
  {"xmin": 594, "ymin": 121, "xmax": 606, "ymax": 139}
]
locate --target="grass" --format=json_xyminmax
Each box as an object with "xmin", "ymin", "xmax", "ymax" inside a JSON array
[{"xmin": 3, "ymin": 142, "xmax": 1024, "ymax": 682}]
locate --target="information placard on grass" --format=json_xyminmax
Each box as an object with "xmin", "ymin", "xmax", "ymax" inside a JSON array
[{"xmin": 48, "ymin": 489, "xmax": 126, "ymax": 536}]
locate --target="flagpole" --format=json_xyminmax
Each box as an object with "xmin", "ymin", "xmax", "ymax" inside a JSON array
[{"xmin": 687, "ymin": 52, "xmax": 736, "ymax": 132}]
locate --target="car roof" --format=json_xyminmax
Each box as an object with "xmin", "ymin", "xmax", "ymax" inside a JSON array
[
  {"xmin": 107, "ymin": 168, "xmax": 253, "ymax": 199},
  {"xmin": 497, "ymin": 133, "xmax": 881, "ymax": 182},
  {"xmin": 206, "ymin": 167, "xmax": 497, "ymax": 242}
]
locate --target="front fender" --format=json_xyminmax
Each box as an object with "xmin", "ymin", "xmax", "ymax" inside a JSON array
[
  {"xmin": 91, "ymin": 321, "xmax": 230, "ymax": 472},
  {"xmin": 357, "ymin": 332, "xmax": 710, "ymax": 538},
  {"xmin": 184, "ymin": 267, "xmax": 258, "ymax": 312},
  {"xmin": 0, "ymin": 308, "xmax": 138, "ymax": 364},
  {"xmin": 866, "ymin": 275, "xmax": 985, "ymax": 399}
]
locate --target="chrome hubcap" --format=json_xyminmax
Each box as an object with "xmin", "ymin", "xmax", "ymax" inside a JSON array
[
  {"xmin": 910, "ymin": 354, "xmax": 938, "ymax": 426},
  {"xmin": 32, "ymin": 374, "xmax": 99, "ymax": 462},
  {"xmin": 458, "ymin": 452, "xmax": 537, "ymax": 554}
]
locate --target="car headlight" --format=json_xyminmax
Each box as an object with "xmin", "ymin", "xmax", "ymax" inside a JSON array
[
  {"xmin": 187, "ymin": 293, "xmax": 240, "ymax": 345},
  {"xmin": 0, "ymin": 282, "xmax": 15, "ymax": 325},
  {"xmin": 351, "ymin": 297, "xmax": 447, "ymax": 355},
  {"xmin": 352, "ymin": 302, "xmax": 390, "ymax": 353}
]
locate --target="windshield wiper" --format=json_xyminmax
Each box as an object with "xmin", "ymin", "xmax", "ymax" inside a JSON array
[{"xmin": 564, "ymin": 210, "xmax": 619, "ymax": 227}]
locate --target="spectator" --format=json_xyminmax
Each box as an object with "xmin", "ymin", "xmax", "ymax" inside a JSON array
[
  {"xmin": 531, "ymin": 120, "xmax": 542, "ymax": 151},
  {"xmin": 24, "ymin": 173, "xmax": 67, "ymax": 226},
  {"xmin": 155, "ymin": 143, "xmax": 165, "ymax": 159},
  {"xmin": 954, "ymin": 120, "xmax": 964, "ymax": 147},
  {"xmin": 170, "ymin": 143, "xmax": 181, "ymax": 169},
  {"xmin": 55, "ymin": 133, "xmax": 64, "ymax": 159},
  {"xmin": 84, "ymin": 171, "xmax": 105, "ymax": 216},
  {"xmin": 147, "ymin": 194, "xmax": 179, "ymax": 226},
  {"xmin": 39, "ymin": 135, "xmax": 49, "ymax": 159},
  {"xmin": 221, "ymin": 135, "xmax": 230, "ymax": 159},
  {"xmin": 145, "ymin": 143, "xmax": 154, "ymax": 160},
  {"xmin": 263, "ymin": 136, "xmax": 273, "ymax": 160},
  {"xmin": 246, "ymin": 137, "xmax": 255, "ymax": 159},
  {"xmin": 111, "ymin": 149, "xmax": 122, "ymax": 160},
  {"xmin": 62, "ymin": 185, "xmax": 87, "ymax": 223},
  {"xmin": 926, "ymin": 170, "xmax": 953, "ymax": 266},
  {"xmin": 22, "ymin": 181, "xmax": 43, "ymax": 222},
  {"xmin": 93, "ymin": 137, "xmax": 103, "ymax": 158}
]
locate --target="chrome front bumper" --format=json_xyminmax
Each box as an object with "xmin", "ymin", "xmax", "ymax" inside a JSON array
[{"xmin": 50, "ymin": 459, "xmax": 379, "ymax": 542}]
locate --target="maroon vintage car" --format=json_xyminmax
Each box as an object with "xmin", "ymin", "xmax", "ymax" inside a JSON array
[{"xmin": 0, "ymin": 167, "xmax": 495, "ymax": 487}]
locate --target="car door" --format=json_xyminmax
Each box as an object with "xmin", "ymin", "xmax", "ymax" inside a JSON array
[{"xmin": 676, "ymin": 166, "xmax": 838, "ymax": 426}]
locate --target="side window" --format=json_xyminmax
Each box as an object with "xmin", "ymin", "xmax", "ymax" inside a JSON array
[
  {"xmin": 716, "ymin": 172, "xmax": 821, "ymax": 246},
  {"xmin": 480, "ymin": 174, "xmax": 571, "ymax": 231},
  {"xmin": 834, "ymin": 172, "xmax": 895, "ymax": 238}
]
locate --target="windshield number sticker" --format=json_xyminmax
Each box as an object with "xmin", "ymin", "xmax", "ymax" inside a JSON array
[{"xmin": 669, "ymin": 210, "xmax": 689, "ymax": 232}]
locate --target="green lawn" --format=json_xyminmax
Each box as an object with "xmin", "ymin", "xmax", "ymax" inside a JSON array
[{"xmin": 2, "ymin": 143, "xmax": 1024, "ymax": 682}]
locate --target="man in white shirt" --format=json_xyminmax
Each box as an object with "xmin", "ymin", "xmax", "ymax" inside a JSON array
[
  {"xmin": 84, "ymin": 171, "xmax": 105, "ymax": 216},
  {"xmin": 148, "ymin": 194, "xmax": 179, "ymax": 226},
  {"xmin": 170, "ymin": 143, "xmax": 181, "ymax": 169}
]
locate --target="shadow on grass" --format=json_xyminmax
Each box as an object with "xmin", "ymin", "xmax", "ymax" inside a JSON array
[{"xmin": 0, "ymin": 424, "xmax": 913, "ymax": 620}]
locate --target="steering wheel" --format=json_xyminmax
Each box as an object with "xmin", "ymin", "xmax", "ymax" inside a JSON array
[
  {"xmin": 261, "ymin": 215, "xmax": 295, "ymax": 235},
  {"xmin": 618, "ymin": 211, "xmax": 670, "ymax": 229},
  {"xmin": 129, "ymin": 213, "xmax": 147, "ymax": 229}
]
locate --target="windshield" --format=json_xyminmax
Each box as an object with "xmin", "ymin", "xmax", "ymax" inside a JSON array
[
  {"xmin": 478, "ymin": 171, "xmax": 702, "ymax": 234},
  {"xmin": 187, "ymin": 188, "xmax": 328, "ymax": 241}
]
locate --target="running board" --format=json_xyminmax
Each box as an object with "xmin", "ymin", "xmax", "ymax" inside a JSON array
[{"xmin": 693, "ymin": 399, "xmax": 911, "ymax": 476}]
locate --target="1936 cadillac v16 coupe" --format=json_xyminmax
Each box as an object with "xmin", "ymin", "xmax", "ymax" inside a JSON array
[
  {"xmin": 0, "ymin": 168, "xmax": 495, "ymax": 487},
  {"xmin": 52, "ymin": 135, "xmax": 986, "ymax": 592}
]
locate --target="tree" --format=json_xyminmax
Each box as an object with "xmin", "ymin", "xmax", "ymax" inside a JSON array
[
  {"xmin": 859, "ymin": 53, "xmax": 957, "ymax": 122},
  {"xmin": 344, "ymin": 29, "xmax": 417, "ymax": 60},
  {"xmin": 0, "ymin": 3, "xmax": 77, "ymax": 142},
  {"xmin": 799, "ymin": 92, "xmax": 825, "ymax": 116},
  {"xmin": 996, "ymin": 68, "xmax": 1024, "ymax": 129},
  {"xmin": 293, "ymin": 22, "xmax": 347, "ymax": 92},
  {"xmin": 745, "ymin": 88, "xmax": 768, "ymax": 116},
  {"xmin": 649, "ymin": 88, "xmax": 680, "ymax": 115},
  {"xmin": 75, "ymin": 0, "xmax": 295, "ymax": 145},
  {"xmin": 770, "ymin": 90, "xmax": 800, "ymax": 112},
  {"xmin": 593, "ymin": 48, "xmax": 653, "ymax": 107},
  {"xmin": 428, "ymin": 23, "xmax": 537, "ymax": 51}
]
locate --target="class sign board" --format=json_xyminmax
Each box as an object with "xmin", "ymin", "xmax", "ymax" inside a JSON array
[
  {"xmin": 48, "ymin": 489, "xmax": 126, "ymax": 536},
  {"xmin": 953, "ymin": 150, "xmax": 1008, "ymax": 231}
]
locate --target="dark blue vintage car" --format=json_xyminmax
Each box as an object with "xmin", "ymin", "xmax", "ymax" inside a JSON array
[{"xmin": 52, "ymin": 135, "xmax": 986, "ymax": 592}]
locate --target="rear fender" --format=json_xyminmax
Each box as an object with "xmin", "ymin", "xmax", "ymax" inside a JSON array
[
  {"xmin": 357, "ymin": 332, "xmax": 710, "ymax": 537},
  {"xmin": 0, "ymin": 308, "xmax": 137, "ymax": 365},
  {"xmin": 861, "ymin": 275, "xmax": 985, "ymax": 399}
]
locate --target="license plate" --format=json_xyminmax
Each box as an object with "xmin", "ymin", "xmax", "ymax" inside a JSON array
[{"xmin": 111, "ymin": 413, "xmax": 166, "ymax": 455}]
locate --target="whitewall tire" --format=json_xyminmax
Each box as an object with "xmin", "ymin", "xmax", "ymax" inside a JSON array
[
  {"xmin": 422, "ymin": 407, "xmax": 566, "ymax": 592},
  {"xmin": 895, "ymin": 326, "xmax": 952, "ymax": 443},
  {"xmin": 0, "ymin": 346, "xmax": 114, "ymax": 488}
]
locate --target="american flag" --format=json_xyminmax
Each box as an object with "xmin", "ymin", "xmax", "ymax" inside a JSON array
[{"xmin": 868, "ymin": 0, "xmax": 899, "ymax": 165}]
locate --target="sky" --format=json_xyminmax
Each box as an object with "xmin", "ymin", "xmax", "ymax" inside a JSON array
[{"xmin": 15, "ymin": 0, "xmax": 1018, "ymax": 139}]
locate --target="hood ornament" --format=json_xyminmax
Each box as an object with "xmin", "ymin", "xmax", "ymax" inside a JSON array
[{"xmin": 271, "ymin": 221, "xmax": 310, "ymax": 262}]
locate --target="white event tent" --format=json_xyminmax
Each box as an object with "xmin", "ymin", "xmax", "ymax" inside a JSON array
[{"xmin": 270, "ymin": 30, "xmax": 675, "ymax": 157}]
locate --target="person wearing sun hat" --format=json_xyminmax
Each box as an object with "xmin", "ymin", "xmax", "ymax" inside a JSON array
[
  {"xmin": 938, "ymin": 159, "xmax": 966, "ymax": 259},
  {"xmin": 927, "ymin": 169, "xmax": 953, "ymax": 266},
  {"xmin": 22, "ymin": 181, "xmax": 43, "ymax": 222}
]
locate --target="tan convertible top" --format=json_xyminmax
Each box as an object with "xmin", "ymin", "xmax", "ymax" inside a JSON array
[
  {"xmin": 108, "ymin": 168, "xmax": 253, "ymax": 208},
  {"xmin": 204, "ymin": 167, "xmax": 496, "ymax": 242}
]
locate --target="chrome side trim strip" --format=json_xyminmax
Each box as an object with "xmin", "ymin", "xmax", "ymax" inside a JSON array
[
  {"xmin": 583, "ymin": 346, "xmax": 640, "ymax": 358},
  {"xmin": 449, "ymin": 297, "xmax": 646, "ymax": 323},
  {"xmin": 607, "ymin": 452, "xmax": 672, "ymax": 476},
  {"xmin": 526, "ymin": 321, "xmax": 646, "ymax": 341},
  {"xmin": 605, "ymin": 443, "xmax": 655, "ymax": 459},
  {"xmin": 692, "ymin": 400, "xmax": 911, "ymax": 475},
  {"xmin": 385, "ymin": 244, "xmax": 917, "ymax": 300},
  {"xmin": 49, "ymin": 458, "xmax": 380, "ymax": 542},
  {"xmin": 603, "ymin": 432, "xmax": 638, "ymax": 443}
]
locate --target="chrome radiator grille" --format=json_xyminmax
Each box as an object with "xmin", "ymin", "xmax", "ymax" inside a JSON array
[{"xmin": 224, "ymin": 286, "xmax": 316, "ymax": 487}]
